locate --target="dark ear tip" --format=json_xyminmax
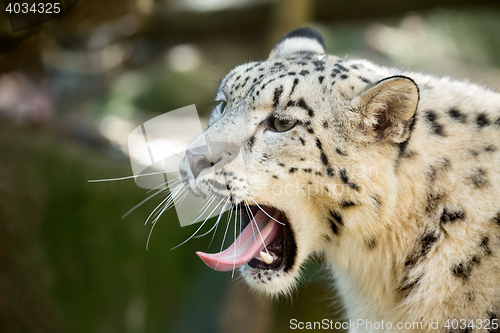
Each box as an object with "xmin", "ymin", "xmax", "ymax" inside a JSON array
[{"xmin": 278, "ymin": 27, "xmax": 325, "ymax": 49}]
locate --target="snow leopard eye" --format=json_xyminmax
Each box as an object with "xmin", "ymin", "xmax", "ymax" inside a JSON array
[
  {"xmin": 207, "ymin": 100, "xmax": 226, "ymax": 127},
  {"xmin": 215, "ymin": 100, "xmax": 226, "ymax": 114},
  {"xmin": 273, "ymin": 117, "xmax": 297, "ymax": 132}
]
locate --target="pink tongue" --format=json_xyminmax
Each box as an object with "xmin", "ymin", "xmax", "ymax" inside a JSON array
[{"xmin": 196, "ymin": 210, "xmax": 282, "ymax": 271}]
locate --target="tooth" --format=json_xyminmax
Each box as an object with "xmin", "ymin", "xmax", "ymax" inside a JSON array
[{"xmin": 260, "ymin": 251, "xmax": 273, "ymax": 264}]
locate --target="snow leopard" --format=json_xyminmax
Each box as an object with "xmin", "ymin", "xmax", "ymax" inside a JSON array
[{"xmin": 178, "ymin": 28, "xmax": 500, "ymax": 332}]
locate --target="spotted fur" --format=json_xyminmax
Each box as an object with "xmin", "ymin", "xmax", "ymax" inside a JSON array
[{"xmin": 180, "ymin": 28, "xmax": 500, "ymax": 332}]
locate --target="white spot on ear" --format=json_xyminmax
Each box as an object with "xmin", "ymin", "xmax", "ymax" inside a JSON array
[{"xmin": 269, "ymin": 37, "xmax": 325, "ymax": 59}]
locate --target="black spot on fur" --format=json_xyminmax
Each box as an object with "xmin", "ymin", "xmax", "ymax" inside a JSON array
[
  {"xmin": 299, "ymin": 137, "xmax": 306, "ymax": 145},
  {"xmin": 247, "ymin": 135, "xmax": 256, "ymax": 152},
  {"xmin": 303, "ymin": 168, "xmax": 312, "ymax": 173},
  {"xmin": 405, "ymin": 231, "xmax": 440, "ymax": 269},
  {"xmin": 341, "ymin": 200, "xmax": 356, "ymax": 207},
  {"xmin": 261, "ymin": 78, "xmax": 277, "ymax": 90},
  {"xmin": 440, "ymin": 208, "xmax": 465, "ymax": 223},
  {"xmin": 340, "ymin": 74, "xmax": 348, "ymax": 80},
  {"xmin": 299, "ymin": 70, "xmax": 310, "ymax": 76},
  {"xmin": 425, "ymin": 111, "xmax": 445, "ymax": 137},
  {"xmin": 313, "ymin": 60, "xmax": 325, "ymax": 72},
  {"xmin": 468, "ymin": 168, "xmax": 488, "ymax": 188},
  {"xmin": 322, "ymin": 121, "xmax": 328, "ymax": 128},
  {"xmin": 339, "ymin": 169, "xmax": 359, "ymax": 191},
  {"xmin": 397, "ymin": 275, "xmax": 421, "ymax": 298},
  {"xmin": 297, "ymin": 98, "xmax": 314, "ymax": 117},
  {"xmin": 336, "ymin": 148, "xmax": 347, "ymax": 156},
  {"xmin": 318, "ymin": 76, "xmax": 324, "ymax": 84},
  {"xmin": 485, "ymin": 145, "xmax": 497, "ymax": 153},
  {"xmin": 329, "ymin": 210, "xmax": 344, "ymax": 235},
  {"xmin": 329, "ymin": 218, "xmax": 339, "ymax": 235},
  {"xmin": 320, "ymin": 152, "xmax": 329, "ymax": 166},
  {"xmin": 278, "ymin": 162, "xmax": 285, "ymax": 167},
  {"xmin": 326, "ymin": 167, "xmax": 334, "ymax": 177},
  {"xmin": 480, "ymin": 236, "xmax": 492, "ymax": 256},
  {"xmin": 452, "ymin": 255, "xmax": 480, "ymax": 281},
  {"xmin": 334, "ymin": 63, "xmax": 349, "ymax": 72},
  {"xmin": 470, "ymin": 149, "xmax": 479, "ymax": 157},
  {"xmin": 307, "ymin": 128, "xmax": 314, "ymax": 134},
  {"xmin": 448, "ymin": 108, "xmax": 467, "ymax": 123},
  {"xmin": 358, "ymin": 76, "xmax": 371, "ymax": 84},
  {"xmin": 289, "ymin": 78, "xmax": 299, "ymax": 97},
  {"xmin": 476, "ymin": 113, "xmax": 490, "ymax": 127},
  {"xmin": 367, "ymin": 237, "xmax": 376, "ymax": 250},
  {"xmin": 289, "ymin": 167, "xmax": 297, "ymax": 173},
  {"xmin": 493, "ymin": 211, "xmax": 500, "ymax": 226},
  {"xmin": 272, "ymin": 175, "xmax": 278, "ymax": 179},
  {"xmin": 315, "ymin": 138, "xmax": 323, "ymax": 150},
  {"xmin": 273, "ymin": 86, "xmax": 283, "ymax": 108},
  {"xmin": 426, "ymin": 192, "xmax": 444, "ymax": 213}
]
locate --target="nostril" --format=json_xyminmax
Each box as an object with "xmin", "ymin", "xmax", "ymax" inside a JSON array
[{"xmin": 186, "ymin": 150, "xmax": 213, "ymax": 179}]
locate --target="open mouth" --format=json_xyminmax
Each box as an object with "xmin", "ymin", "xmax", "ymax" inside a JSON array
[{"xmin": 196, "ymin": 204, "xmax": 296, "ymax": 273}]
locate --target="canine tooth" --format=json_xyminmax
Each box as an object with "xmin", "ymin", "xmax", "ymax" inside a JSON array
[{"xmin": 260, "ymin": 251, "xmax": 273, "ymax": 264}]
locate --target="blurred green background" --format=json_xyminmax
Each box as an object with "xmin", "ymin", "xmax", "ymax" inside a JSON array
[{"xmin": 1, "ymin": 0, "xmax": 500, "ymax": 332}]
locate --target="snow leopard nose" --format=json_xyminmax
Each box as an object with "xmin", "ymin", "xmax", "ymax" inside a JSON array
[{"xmin": 186, "ymin": 150, "xmax": 213, "ymax": 179}]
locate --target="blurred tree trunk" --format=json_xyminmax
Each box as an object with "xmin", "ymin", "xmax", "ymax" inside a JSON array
[{"xmin": 268, "ymin": 0, "xmax": 314, "ymax": 50}]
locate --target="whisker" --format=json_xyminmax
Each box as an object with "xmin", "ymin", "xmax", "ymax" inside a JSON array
[
  {"xmin": 242, "ymin": 187, "xmax": 285, "ymax": 225},
  {"xmin": 146, "ymin": 177, "xmax": 180, "ymax": 194},
  {"xmin": 190, "ymin": 196, "xmax": 219, "ymax": 233},
  {"xmin": 196, "ymin": 194, "xmax": 216, "ymax": 215},
  {"xmin": 232, "ymin": 206, "xmax": 238, "ymax": 278},
  {"xmin": 239, "ymin": 204, "xmax": 242, "ymax": 247},
  {"xmin": 147, "ymin": 189, "xmax": 189, "ymax": 249},
  {"xmin": 88, "ymin": 170, "xmax": 179, "ymax": 183},
  {"xmin": 122, "ymin": 187, "xmax": 167, "ymax": 219},
  {"xmin": 244, "ymin": 198, "xmax": 269, "ymax": 254},
  {"xmin": 191, "ymin": 197, "xmax": 227, "ymax": 238},
  {"xmin": 243, "ymin": 200, "xmax": 257, "ymax": 243},
  {"xmin": 215, "ymin": 202, "xmax": 234, "ymax": 270},
  {"xmin": 208, "ymin": 197, "xmax": 231, "ymax": 248},
  {"xmin": 145, "ymin": 183, "xmax": 185, "ymax": 225},
  {"xmin": 170, "ymin": 196, "xmax": 227, "ymax": 250}
]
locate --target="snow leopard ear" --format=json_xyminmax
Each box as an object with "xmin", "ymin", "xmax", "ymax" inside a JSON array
[
  {"xmin": 350, "ymin": 75, "xmax": 420, "ymax": 144},
  {"xmin": 269, "ymin": 27, "xmax": 326, "ymax": 59}
]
